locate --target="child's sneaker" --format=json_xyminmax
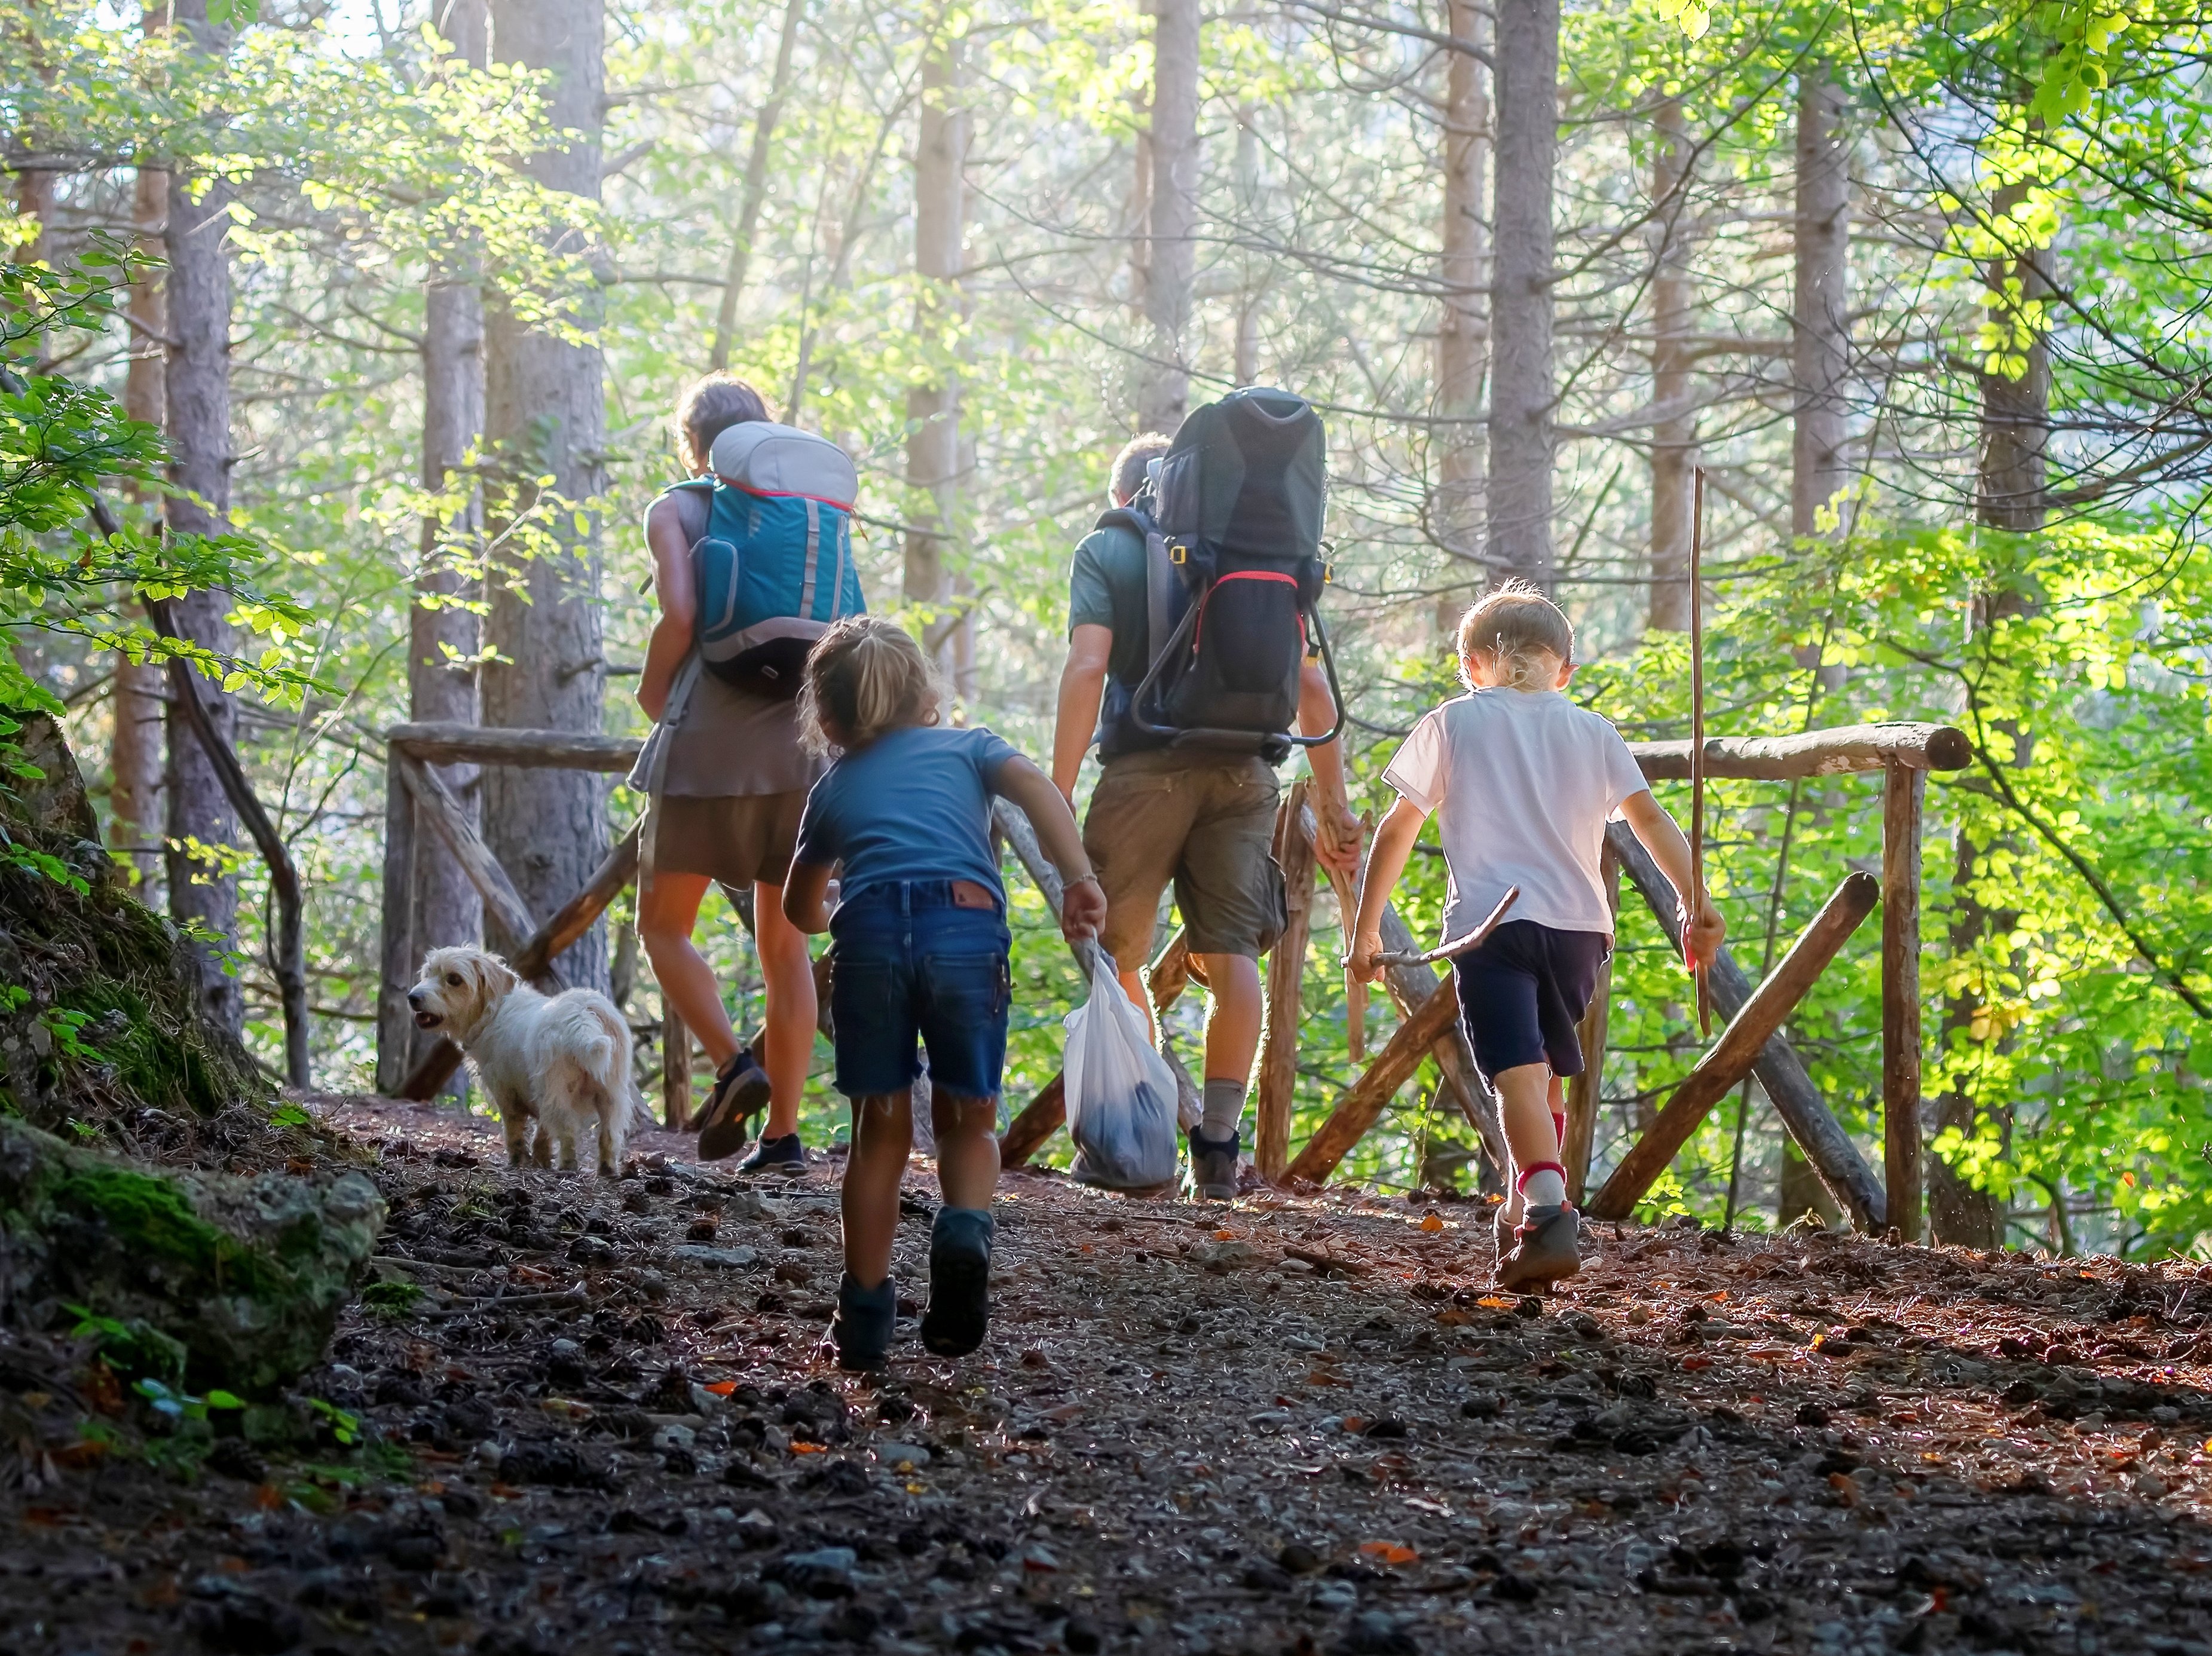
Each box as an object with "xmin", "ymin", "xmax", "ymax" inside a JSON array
[
  {"xmin": 1185, "ymin": 1128, "xmax": 1240, "ymax": 1202},
  {"xmin": 833, "ymin": 1272, "xmax": 897, "ymax": 1371},
  {"xmin": 696, "ymin": 1047, "xmax": 772, "ymax": 1160},
  {"xmin": 1497, "ymin": 1203, "xmax": 1582, "ymax": 1293},
  {"xmin": 922, "ymin": 1207, "xmax": 994, "ymax": 1357}
]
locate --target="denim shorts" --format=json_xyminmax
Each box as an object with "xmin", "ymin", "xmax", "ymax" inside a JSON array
[
  {"xmin": 1453, "ymin": 920, "xmax": 1611, "ymax": 1082},
  {"xmin": 827, "ymin": 880, "xmax": 1012, "ymax": 1101}
]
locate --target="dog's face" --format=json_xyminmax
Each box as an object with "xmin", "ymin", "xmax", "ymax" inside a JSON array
[{"xmin": 408, "ymin": 947, "xmax": 519, "ymax": 1037}]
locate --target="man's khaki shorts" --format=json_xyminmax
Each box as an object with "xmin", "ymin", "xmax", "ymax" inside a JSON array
[{"xmin": 1082, "ymin": 751, "xmax": 1286, "ymax": 968}]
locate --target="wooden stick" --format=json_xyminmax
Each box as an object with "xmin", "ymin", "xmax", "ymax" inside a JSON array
[
  {"xmin": 1881, "ymin": 763, "xmax": 1926, "ymax": 1242},
  {"xmin": 1602, "ymin": 818, "xmax": 1887, "ymax": 1229},
  {"xmin": 1688, "ymin": 465, "xmax": 1711, "ymax": 1039},
  {"xmin": 376, "ymin": 758, "xmax": 420, "ymax": 1096},
  {"xmin": 1256, "ymin": 782, "xmax": 1315, "ymax": 1183},
  {"xmin": 1281, "ymin": 975, "xmax": 1464, "ymax": 1186},
  {"xmin": 1584, "ymin": 870, "xmax": 1879, "ymax": 1221},
  {"xmin": 1318, "ymin": 809, "xmax": 1370, "ymax": 1061},
  {"xmin": 1373, "ymin": 886, "xmax": 1520, "ymax": 966}
]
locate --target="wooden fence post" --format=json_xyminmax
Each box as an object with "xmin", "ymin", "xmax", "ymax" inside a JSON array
[
  {"xmin": 663, "ymin": 1009, "xmax": 693, "ymax": 1131},
  {"xmin": 1882, "ymin": 763, "xmax": 1926, "ymax": 1242},
  {"xmin": 376, "ymin": 760, "xmax": 418, "ymax": 1095},
  {"xmin": 1255, "ymin": 781, "xmax": 1314, "ymax": 1182},
  {"xmin": 1562, "ymin": 841, "xmax": 1618, "ymax": 1201}
]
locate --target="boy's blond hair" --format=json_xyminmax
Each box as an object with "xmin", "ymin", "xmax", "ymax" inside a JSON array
[
  {"xmin": 799, "ymin": 616, "xmax": 943, "ymax": 753},
  {"xmin": 1455, "ymin": 579, "xmax": 1575, "ymax": 691}
]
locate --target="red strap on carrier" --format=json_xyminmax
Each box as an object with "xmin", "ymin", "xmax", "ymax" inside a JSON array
[{"xmin": 1189, "ymin": 568, "xmax": 1299, "ymax": 653}]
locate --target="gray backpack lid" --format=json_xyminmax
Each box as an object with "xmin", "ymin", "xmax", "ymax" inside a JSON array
[{"xmin": 709, "ymin": 421, "xmax": 859, "ymax": 510}]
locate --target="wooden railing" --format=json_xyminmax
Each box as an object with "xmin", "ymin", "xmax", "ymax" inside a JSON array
[{"xmin": 375, "ymin": 717, "xmax": 1968, "ymax": 1239}]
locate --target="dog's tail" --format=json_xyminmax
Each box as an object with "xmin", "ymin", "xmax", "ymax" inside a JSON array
[{"xmin": 580, "ymin": 996, "xmax": 657, "ymax": 1137}]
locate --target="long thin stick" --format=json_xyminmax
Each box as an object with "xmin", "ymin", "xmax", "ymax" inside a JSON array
[
  {"xmin": 1374, "ymin": 886, "xmax": 1520, "ymax": 967},
  {"xmin": 1688, "ymin": 467, "xmax": 1711, "ymax": 1039}
]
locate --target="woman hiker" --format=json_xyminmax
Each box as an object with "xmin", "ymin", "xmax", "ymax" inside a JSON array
[{"xmin": 635, "ymin": 371, "xmax": 820, "ymax": 1171}]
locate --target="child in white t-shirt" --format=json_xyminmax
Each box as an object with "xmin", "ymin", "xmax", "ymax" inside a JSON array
[{"xmin": 1350, "ymin": 582, "xmax": 1724, "ymax": 1291}]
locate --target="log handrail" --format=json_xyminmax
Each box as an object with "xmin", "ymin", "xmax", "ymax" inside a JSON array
[
  {"xmin": 388, "ymin": 721, "xmax": 643, "ymax": 773},
  {"xmin": 1627, "ymin": 721, "xmax": 1970, "ymax": 781}
]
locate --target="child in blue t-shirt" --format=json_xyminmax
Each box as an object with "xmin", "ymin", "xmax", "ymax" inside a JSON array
[{"xmin": 783, "ymin": 617, "xmax": 1106, "ymax": 1369}]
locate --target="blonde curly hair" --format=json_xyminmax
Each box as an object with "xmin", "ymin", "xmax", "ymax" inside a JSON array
[{"xmin": 1455, "ymin": 579, "xmax": 1575, "ymax": 691}]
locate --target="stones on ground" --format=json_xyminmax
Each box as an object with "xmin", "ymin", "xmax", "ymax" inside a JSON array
[{"xmin": 673, "ymin": 1244, "xmax": 758, "ymax": 1269}]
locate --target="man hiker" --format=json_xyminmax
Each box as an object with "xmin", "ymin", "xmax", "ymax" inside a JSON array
[{"xmin": 1051, "ymin": 428, "xmax": 1361, "ymax": 1200}]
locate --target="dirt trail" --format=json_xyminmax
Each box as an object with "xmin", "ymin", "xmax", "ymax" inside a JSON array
[{"xmin": 6, "ymin": 1095, "xmax": 2212, "ymax": 1656}]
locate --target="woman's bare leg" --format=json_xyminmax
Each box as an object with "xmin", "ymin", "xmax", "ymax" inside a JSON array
[
  {"xmin": 754, "ymin": 880, "xmax": 818, "ymax": 1140},
  {"xmin": 637, "ymin": 872, "xmax": 739, "ymax": 1068}
]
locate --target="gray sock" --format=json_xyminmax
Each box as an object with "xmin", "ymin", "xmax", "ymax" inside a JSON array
[{"xmin": 1200, "ymin": 1079, "xmax": 1244, "ymax": 1142}]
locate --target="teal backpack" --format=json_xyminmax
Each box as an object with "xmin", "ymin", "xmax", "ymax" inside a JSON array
[{"xmin": 683, "ymin": 421, "xmax": 867, "ymax": 697}]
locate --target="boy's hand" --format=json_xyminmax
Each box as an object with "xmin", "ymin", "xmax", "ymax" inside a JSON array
[
  {"xmin": 1061, "ymin": 873, "xmax": 1109, "ymax": 947},
  {"xmin": 1680, "ymin": 892, "xmax": 1725, "ymax": 971},
  {"xmin": 1345, "ymin": 928, "xmax": 1387, "ymax": 985}
]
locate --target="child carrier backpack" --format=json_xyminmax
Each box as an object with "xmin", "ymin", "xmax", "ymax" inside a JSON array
[
  {"xmin": 686, "ymin": 421, "xmax": 867, "ymax": 697},
  {"xmin": 1098, "ymin": 387, "xmax": 1344, "ymax": 763}
]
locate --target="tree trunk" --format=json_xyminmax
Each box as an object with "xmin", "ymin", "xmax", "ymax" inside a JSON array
[
  {"xmin": 112, "ymin": 132, "xmax": 167, "ymax": 896},
  {"xmin": 1791, "ymin": 63, "xmax": 1849, "ymax": 541},
  {"xmin": 1486, "ymin": 0, "xmax": 1557, "ymax": 587},
  {"xmin": 905, "ymin": 29, "xmax": 966, "ymax": 675},
  {"xmin": 708, "ymin": 0, "xmax": 806, "ymax": 374},
  {"xmin": 1932, "ymin": 176, "xmax": 2049, "ymax": 1251},
  {"xmin": 481, "ymin": 0, "xmax": 609, "ymax": 993},
  {"xmin": 1137, "ymin": 0, "xmax": 1200, "ymax": 434},
  {"xmin": 1232, "ymin": 105, "xmax": 1265, "ymax": 387},
  {"xmin": 1647, "ymin": 96, "xmax": 1694, "ymax": 632},
  {"xmin": 1433, "ymin": 0, "xmax": 1489, "ymax": 589},
  {"xmin": 162, "ymin": 0, "xmax": 243, "ymax": 1038},
  {"xmin": 394, "ymin": 0, "xmax": 488, "ymax": 1089}
]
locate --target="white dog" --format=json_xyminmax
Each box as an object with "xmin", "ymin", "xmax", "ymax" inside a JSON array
[{"xmin": 407, "ymin": 945, "xmax": 649, "ymax": 1176}]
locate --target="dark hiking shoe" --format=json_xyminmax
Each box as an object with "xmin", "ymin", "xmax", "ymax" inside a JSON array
[
  {"xmin": 1185, "ymin": 1129, "xmax": 1240, "ymax": 1202},
  {"xmin": 735, "ymin": 1132, "xmax": 805, "ymax": 1176},
  {"xmin": 922, "ymin": 1208, "xmax": 994, "ymax": 1358},
  {"xmin": 1497, "ymin": 1203, "xmax": 1583, "ymax": 1294},
  {"xmin": 833, "ymin": 1272, "xmax": 897, "ymax": 1371},
  {"xmin": 695, "ymin": 1048, "xmax": 772, "ymax": 1161}
]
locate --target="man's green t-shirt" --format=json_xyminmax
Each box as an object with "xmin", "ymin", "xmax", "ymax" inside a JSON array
[{"xmin": 1065, "ymin": 519, "xmax": 1151, "ymax": 690}]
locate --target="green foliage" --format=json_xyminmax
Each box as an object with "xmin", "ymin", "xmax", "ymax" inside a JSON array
[{"xmin": 362, "ymin": 1278, "xmax": 426, "ymax": 1319}]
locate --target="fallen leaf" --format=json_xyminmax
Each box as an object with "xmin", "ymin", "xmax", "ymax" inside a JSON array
[
  {"xmin": 703, "ymin": 1380, "xmax": 739, "ymax": 1396},
  {"xmin": 1419, "ymin": 1212, "xmax": 1443, "ymax": 1233},
  {"xmin": 1359, "ymin": 1541, "xmax": 1419, "ymax": 1566},
  {"xmin": 1477, "ymin": 1295, "xmax": 1516, "ymax": 1310}
]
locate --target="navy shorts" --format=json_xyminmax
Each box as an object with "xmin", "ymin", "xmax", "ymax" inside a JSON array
[
  {"xmin": 827, "ymin": 880, "xmax": 1011, "ymax": 1101},
  {"xmin": 1452, "ymin": 920, "xmax": 1611, "ymax": 1082}
]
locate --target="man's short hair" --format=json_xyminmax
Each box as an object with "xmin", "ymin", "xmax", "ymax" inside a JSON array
[{"xmin": 1109, "ymin": 433, "xmax": 1173, "ymax": 506}]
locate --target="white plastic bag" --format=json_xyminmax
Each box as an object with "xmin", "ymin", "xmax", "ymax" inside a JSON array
[{"xmin": 1063, "ymin": 952, "xmax": 1180, "ymax": 1190}]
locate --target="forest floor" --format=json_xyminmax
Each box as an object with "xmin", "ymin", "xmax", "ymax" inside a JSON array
[{"xmin": 7, "ymin": 1095, "xmax": 2212, "ymax": 1656}]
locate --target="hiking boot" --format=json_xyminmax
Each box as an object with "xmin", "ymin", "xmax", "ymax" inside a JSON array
[
  {"xmin": 833, "ymin": 1272, "xmax": 897, "ymax": 1371},
  {"xmin": 735, "ymin": 1132, "xmax": 805, "ymax": 1176},
  {"xmin": 1496, "ymin": 1203, "xmax": 1583, "ymax": 1294},
  {"xmin": 922, "ymin": 1208, "xmax": 994, "ymax": 1358},
  {"xmin": 1185, "ymin": 1129, "xmax": 1240, "ymax": 1202},
  {"xmin": 695, "ymin": 1047, "xmax": 772, "ymax": 1161}
]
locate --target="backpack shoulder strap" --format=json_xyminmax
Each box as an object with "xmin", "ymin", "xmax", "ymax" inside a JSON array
[
  {"xmin": 665, "ymin": 478, "xmax": 715, "ymax": 550},
  {"xmin": 1090, "ymin": 502, "xmax": 1181, "ymax": 671}
]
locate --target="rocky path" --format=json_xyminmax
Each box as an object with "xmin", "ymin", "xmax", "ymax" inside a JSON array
[{"xmin": 5, "ymin": 1095, "xmax": 2212, "ymax": 1656}]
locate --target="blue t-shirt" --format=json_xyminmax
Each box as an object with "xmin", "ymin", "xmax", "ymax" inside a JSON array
[{"xmin": 792, "ymin": 724, "xmax": 1021, "ymax": 898}]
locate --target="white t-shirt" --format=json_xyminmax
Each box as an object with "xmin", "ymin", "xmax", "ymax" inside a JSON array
[{"xmin": 1382, "ymin": 688, "xmax": 1651, "ymax": 939}]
